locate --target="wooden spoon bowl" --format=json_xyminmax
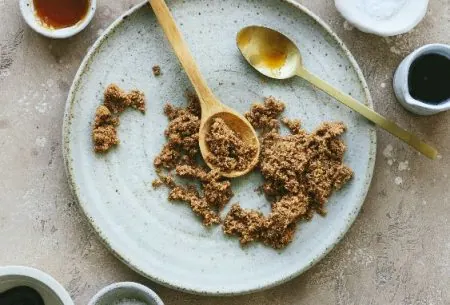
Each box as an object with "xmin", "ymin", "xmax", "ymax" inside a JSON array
[{"xmin": 199, "ymin": 110, "xmax": 260, "ymax": 178}]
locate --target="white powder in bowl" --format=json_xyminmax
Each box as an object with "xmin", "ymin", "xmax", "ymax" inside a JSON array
[
  {"xmin": 335, "ymin": 0, "xmax": 429, "ymax": 36},
  {"xmin": 358, "ymin": 0, "xmax": 408, "ymax": 21},
  {"xmin": 112, "ymin": 298, "xmax": 149, "ymax": 305}
]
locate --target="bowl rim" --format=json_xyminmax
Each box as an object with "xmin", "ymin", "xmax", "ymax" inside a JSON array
[
  {"xmin": 87, "ymin": 282, "xmax": 165, "ymax": 305},
  {"xmin": 19, "ymin": 0, "xmax": 97, "ymax": 39},
  {"xmin": 0, "ymin": 265, "xmax": 74, "ymax": 305}
]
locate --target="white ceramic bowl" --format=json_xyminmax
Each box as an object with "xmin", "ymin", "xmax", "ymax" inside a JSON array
[
  {"xmin": 19, "ymin": 0, "xmax": 96, "ymax": 39},
  {"xmin": 88, "ymin": 282, "xmax": 164, "ymax": 305},
  {"xmin": 0, "ymin": 266, "xmax": 74, "ymax": 305},
  {"xmin": 335, "ymin": 0, "xmax": 429, "ymax": 36},
  {"xmin": 393, "ymin": 43, "xmax": 450, "ymax": 115}
]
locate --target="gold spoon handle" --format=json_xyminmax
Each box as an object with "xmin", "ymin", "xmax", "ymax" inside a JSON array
[
  {"xmin": 296, "ymin": 67, "xmax": 438, "ymax": 159},
  {"xmin": 149, "ymin": 0, "xmax": 218, "ymax": 111}
]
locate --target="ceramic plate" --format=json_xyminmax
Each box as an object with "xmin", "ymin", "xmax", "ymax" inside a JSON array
[{"xmin": 63, "ymin": 0, "xmax": 376, "ymax": 295}]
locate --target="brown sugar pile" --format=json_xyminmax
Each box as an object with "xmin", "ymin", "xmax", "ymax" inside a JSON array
[
  {"xmin": 92, "ymin": 84, "xmax": 145, "ymax": 153},
  {"xmin": 153, "ymin": 93, "xmax": 233, "ymax": 226},
  {"xmin": 153, "ymin": 94, "xmax": 353, "ymax": 249},
  {"xmin": 223, "ymin": 97, "xmax": 353, "ymax": 249},
  {"xmin": 205, "ymin": 118, "xmax": 258, "ymax": 173},
  {"xmin": 244, "ymin": 96, "xmax": 285, "ymax": 132}
]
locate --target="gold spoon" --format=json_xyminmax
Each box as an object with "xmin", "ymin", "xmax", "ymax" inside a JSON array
[
  {"xmin": 237, "ymin": 26, "xmax": 438, "ymax": 159},
  {"xmin": 149, "ymin": 0, "xmax": 260, "ymax": 177}
]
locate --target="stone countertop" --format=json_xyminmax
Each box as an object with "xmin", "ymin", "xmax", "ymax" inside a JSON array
[{"xmin": 0, "ymin": 0, "xmax": 449, "ymax": 304}]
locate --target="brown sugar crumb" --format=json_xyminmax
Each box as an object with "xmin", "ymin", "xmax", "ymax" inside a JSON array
[
  {"xmin": 94, "ymin": 105, "xmax": 120, "ymax": 127},
  {"xmin": 152, "ymin": 178, "xmax": 164, "ymax": 188},
  {"xmin": 223, "ymin": 98, "xmax": 353, "ymax": 249},
  {"xmin": 128, "ymin": 90, "xmax": 146, "ymax": 113},
  {"xmin": 152, "ymin": 65, "xmax": 161, "ymax": 76},
  {"xmin": 168, "ymin": 185, "xmax": 220, "ymax": 226},
  {"xmin": 103, "ymin": 84, "xmax": 146, "ymax": 114},
  {"xmin": 224, "ymin": 194, "xmax": 309, "ymax": 249},
  {"xmin": 103, "ymin": 83, "xmax": 129, "ymax": 114},
  {"xmin": 92, "ymin": 84, "xmax": 146, "ymax": 153},
  {"xmin": 205, "ymin": 118, "xmax": 258, "ymax": 173},
  {"xmin": 245, "ymin": 96, "xmax": 285, "ymax": 132},
  {"xmin": 223, "ymin": 204, "xmax": 265, "ymax": 244},
  {"xmin": 154, "ymin": 93, "xmax": 233, "ymax": 225},
  {"xmin": 281, "ymin": 117, "xmax": 302, "ymax": 134},
  {"xmin": 176, "ymin": 165, "xmax": 233, "ymax": 209},
  {"xmin": 158, "ymin": 174, "xmax": 176, "ymax": 188},
  {"xmin": 153, "ymin": 97, "xmax": 200, "ymax": 169},
  {"xmin": 154, "ymin": 144, "xmax": 182, "ymax": 169},
  {"xmin": 164, "ymin": 106, "xmax": 200, "ymax": 157},
  {"xmin": 92, "ymin": 105, "xmax": 120, "ymax": 153}
]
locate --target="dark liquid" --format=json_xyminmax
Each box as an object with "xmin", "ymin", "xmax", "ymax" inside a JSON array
[
  {"xmin": 33, "ymin": 0, "xmax": 90, "ymax": 29},
  {"xmin": 0, "ymin": 286, "xmax": 45, "ymax": 305},
  {"xmin": 408, "ymin": 53, "xmax": 450, "ymax": 104}
]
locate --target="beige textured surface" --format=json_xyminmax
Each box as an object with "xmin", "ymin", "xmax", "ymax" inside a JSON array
[{"xmin": 0, "ymin": 0, "xmax": 449, "ymax": 304}]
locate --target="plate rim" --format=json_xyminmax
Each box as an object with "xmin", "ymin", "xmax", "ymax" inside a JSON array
[{"xmin": 62, "ymin": 0, "xmax": 377, "ymax": 295}]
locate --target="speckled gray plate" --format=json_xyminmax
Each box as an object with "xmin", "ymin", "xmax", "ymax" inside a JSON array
[{"xmin": 63, "ymin": 0, "xmax": 376, "ymax": 295}]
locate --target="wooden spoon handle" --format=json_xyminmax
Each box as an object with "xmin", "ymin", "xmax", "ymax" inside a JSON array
[
  {"xmin": 296, "ymin": 67, "xmax": 438, "ymax": 159},
  {"xmin": 149, "ymin": 0, "xmax": 218, "ymax": 110}
]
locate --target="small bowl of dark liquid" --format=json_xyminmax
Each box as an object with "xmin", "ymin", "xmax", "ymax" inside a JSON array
[
  {"xmin": 0, "ymin": 266, "xmax": 74, "ymax": 305},
  {"xmin": 394, "ymin": 44, "xmax": 450, "ymax": 115},
  {"xmin": 20, "ymin": 0, "xmax": 96, "ymax": 39}
]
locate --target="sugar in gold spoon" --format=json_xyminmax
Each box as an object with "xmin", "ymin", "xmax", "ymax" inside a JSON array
[
  {"xmin": 236, "ymin": 26, "xmax": 438, "ymax": 159},
  {"xmin": 149, "ymin": 0, "xmax": 260, "ymax": 177}
]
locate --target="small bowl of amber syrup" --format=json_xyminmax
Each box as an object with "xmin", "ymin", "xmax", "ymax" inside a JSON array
[{"xmin": 20, "ymin": 0, "xmax": 96, "ymax": 39}]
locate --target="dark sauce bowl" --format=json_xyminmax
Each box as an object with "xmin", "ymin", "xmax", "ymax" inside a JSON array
[
  {"xmin": 394, "ymin": 43, "xmax": 450, "ymax": 116},
  {"xmin": 0, "ymin": 266, "xmax": 73, "ymax": 305}
]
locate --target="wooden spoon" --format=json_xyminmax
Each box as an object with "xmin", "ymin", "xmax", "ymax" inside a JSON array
[
  {"xmin": 236, "ymin": 25, "xmax": 438, "ymax": 159},
  {"xmin": 149, "ymin": 0, "xmax": 260, "ymax": 177}
]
